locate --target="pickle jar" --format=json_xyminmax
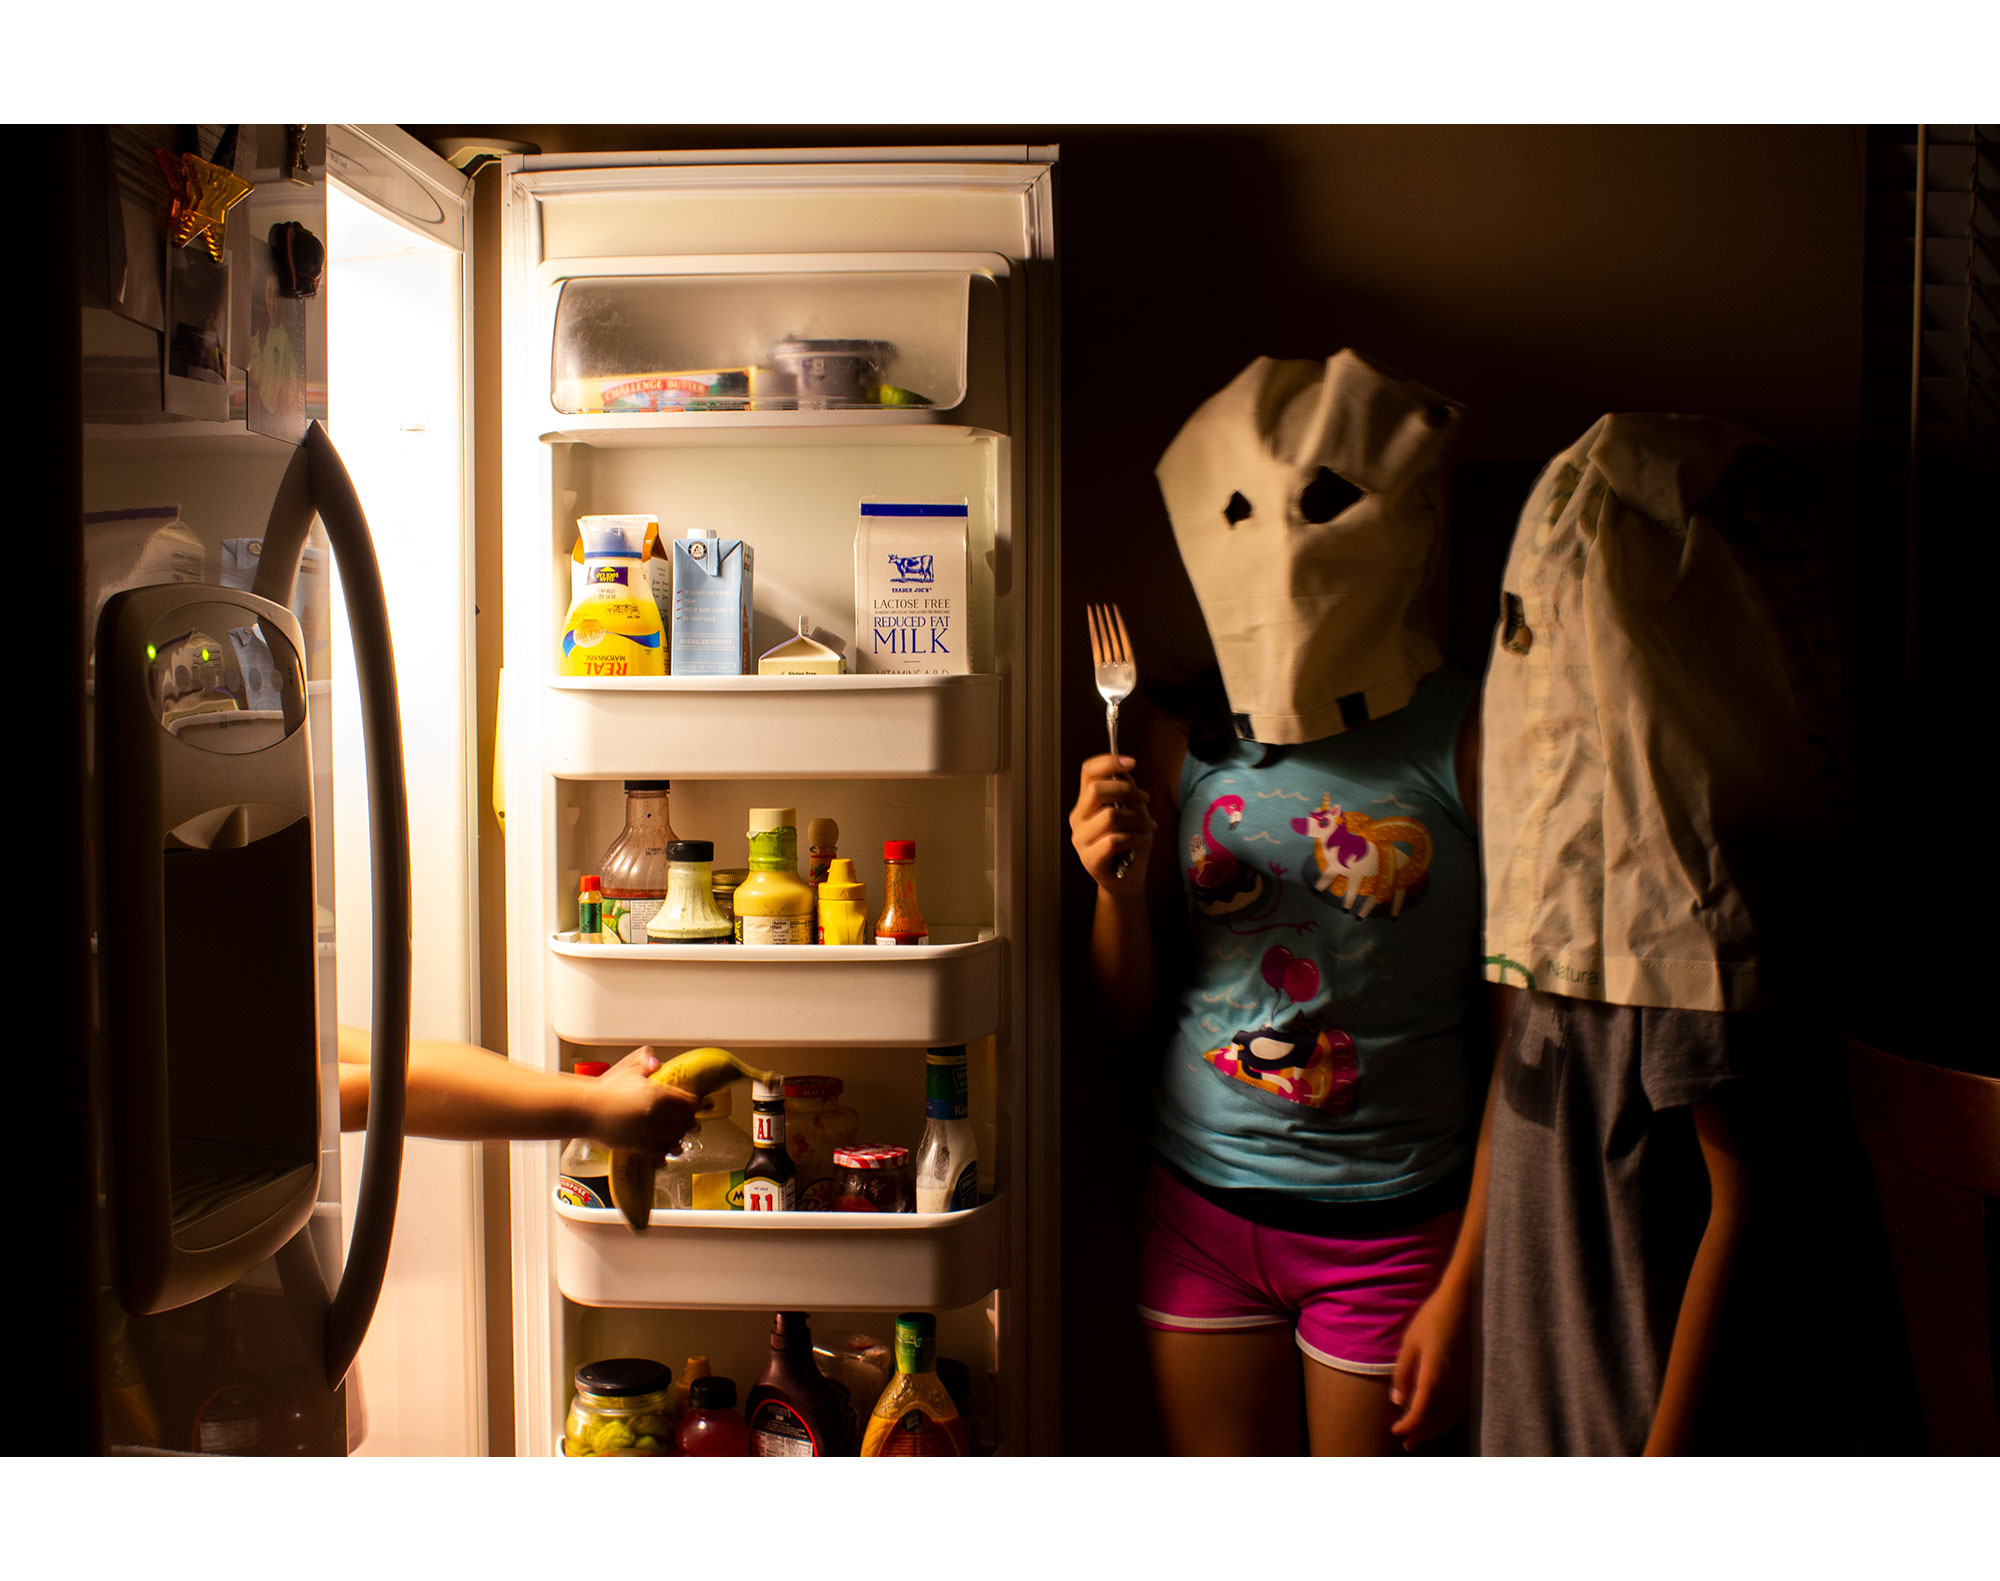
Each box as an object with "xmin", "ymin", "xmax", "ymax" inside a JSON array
[
  {"xmin": 830, "ymin": 1145, "xmax": 914, "ymax": 1213},
  {"xmin": 563, "ymin": 1357, "xmax": 675, "ymax": 1456}
]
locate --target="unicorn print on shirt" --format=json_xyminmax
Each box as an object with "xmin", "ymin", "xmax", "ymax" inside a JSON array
[{"xmin": 1291, "ymin": 794, "xmax": 1433, "ymax": 919}]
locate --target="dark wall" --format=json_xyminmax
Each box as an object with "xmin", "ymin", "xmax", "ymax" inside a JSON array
[{"xmin": 408, "ymin": 124, "xmax": 1871, "ymax": 1455}]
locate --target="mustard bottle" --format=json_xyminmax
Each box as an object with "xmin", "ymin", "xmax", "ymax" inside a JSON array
[
  {"xmin": 733, "ymin": 807, "xmax": 816, "ymax": 945},
  {"xmin": 817, "ymin": 857, "xmax": 868, "ymax": 945}
]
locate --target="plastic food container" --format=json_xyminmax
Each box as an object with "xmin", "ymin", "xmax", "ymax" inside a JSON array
[
  {"xmin": 563, "ymin": 1357, "xmax": 675, "ymax": 1456},
  {"xmin": 769, "ymin": 338, "xmax": 895, "ymax": 409},
  {"xmin": 831, "ymin": 1144, "xmax": 914, "ymax": 1213}
]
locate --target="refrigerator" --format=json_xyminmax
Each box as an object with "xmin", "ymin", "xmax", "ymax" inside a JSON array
[{"xmin": 71, "ymin": 124, "xmax": 1062, "ymax": 1456}]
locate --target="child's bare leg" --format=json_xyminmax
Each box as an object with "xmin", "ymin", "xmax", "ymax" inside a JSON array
[
  {"xmin": 1146, "ymin": 1325, "xmax": 1301, "ymax": 1454},
  {"xmin": 1303, "ymin": 1359, "xmax": 1397, "ymax": 1455}
]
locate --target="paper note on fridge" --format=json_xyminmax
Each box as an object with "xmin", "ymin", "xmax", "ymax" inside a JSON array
[{"xmin": 854, "ymin": 500, "xmax": 969, "ymax": 674}]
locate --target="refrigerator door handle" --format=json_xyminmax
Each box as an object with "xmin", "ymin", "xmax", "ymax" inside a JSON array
[{"xmin": 257, "ymin": 422, "xmax": 412, "ymax": 1390}]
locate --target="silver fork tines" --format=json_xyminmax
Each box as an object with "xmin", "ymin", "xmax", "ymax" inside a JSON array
[{"xmin": 1087, "ymin": 602, "xmax": 1138, "ymax": 877}]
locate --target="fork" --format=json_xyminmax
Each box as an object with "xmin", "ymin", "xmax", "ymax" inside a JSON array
[{"xmin": 1087, "ymin": 601, "xmax": 1139, "ymax": 879}]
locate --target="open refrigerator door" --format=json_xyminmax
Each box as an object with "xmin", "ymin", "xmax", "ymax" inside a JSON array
[
  {"xmin": 78, "ymin": 121, "xmax": 480, "ymax": 1456},
  {"xmin": 498, "ymin": 147, "xmax": 1062, "ymax": 1456}
]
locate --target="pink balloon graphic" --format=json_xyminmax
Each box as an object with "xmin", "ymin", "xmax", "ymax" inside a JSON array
[{"xmin": 1261, "ymin": 946, "xmax": 1295, "ymax": 993}]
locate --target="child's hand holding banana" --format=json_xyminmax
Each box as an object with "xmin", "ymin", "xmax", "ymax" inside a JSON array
[{"xmin": 598, "ymin": 1047, "xmax": 782, "ymax": 1232}]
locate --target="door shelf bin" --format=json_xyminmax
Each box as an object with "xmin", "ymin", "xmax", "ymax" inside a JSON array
[
  {"xmin": 548, "ymin": 930, "xmax": 1002, "ymax": 1047},
  {"xmin": 540, "ymin": 409, "xmax": 983, "ymax": 448},
  {"xmin": 547, "ymin": 673, "xmax": 1003, "ymax": 779},
  {"xmin": 552, "ymin": 1197, "xmax": 1005, "ymax": 1312}
]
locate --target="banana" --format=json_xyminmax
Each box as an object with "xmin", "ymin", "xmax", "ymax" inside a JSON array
[
  {"xmin": 652, "ymin": 1047, "xmax": 781, "ymax": 1099},
  {"xmin": 606, "ymin": 1048, "xmax": 782, "ymax": 1232}
]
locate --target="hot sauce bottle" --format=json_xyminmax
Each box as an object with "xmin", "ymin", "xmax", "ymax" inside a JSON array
[{"xmin": 875, "ymin": 839, "xmax": 928, "ymax": 946}]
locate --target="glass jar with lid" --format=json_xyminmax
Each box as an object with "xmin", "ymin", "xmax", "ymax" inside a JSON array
[
  {"xmin": 711, "ymin": 867, "xmax": 748, "ymax": 930},
  {"xmin": 562, "ymin": 1357, "xmax": 675, "ymax": 1456},
  {"xmin": 784, "ymin": 1076, "xmax": 861, "ymax": 1210},
  {"xmin": 830, "ymin": 1145, "xmax": 914, "ymax": 1213}
]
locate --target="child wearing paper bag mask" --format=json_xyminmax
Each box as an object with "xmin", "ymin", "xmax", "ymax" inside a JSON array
[
  {"xmin": 1436, "ymin": 415, "xmax": 1844, "ymax": 1455},
  {"xmin": 1068, "ymin": 351, "xmax": 1494, "ymax": 1455}
]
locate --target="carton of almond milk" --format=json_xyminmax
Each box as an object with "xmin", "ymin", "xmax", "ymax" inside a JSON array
[{"xmin": 853, "ymin": 499, "xmax": 969, "ymax": 675}]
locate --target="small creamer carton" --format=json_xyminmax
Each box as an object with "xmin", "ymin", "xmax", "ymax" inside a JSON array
[{"xmin": 853, "ymin": 499, "xmax": 969, "ymax": 674}]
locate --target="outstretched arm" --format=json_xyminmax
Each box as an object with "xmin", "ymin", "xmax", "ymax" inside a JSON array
[{"xmin": 338, "ymin": 1027, "xmax": 694, "ymax": 1155}]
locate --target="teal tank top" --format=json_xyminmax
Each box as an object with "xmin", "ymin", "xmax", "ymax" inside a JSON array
[{"xmin": 1152, "ymin": 665, "xmax": 1484, "ymax": 1204}]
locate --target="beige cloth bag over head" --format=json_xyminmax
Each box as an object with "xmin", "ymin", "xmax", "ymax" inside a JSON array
[
  {"xmin": 1481, "ymin": 413, "xmax": 1842, "ymax": 1014},
  {"xmin": 1155, "ymin": 351, "xmax": 1462, "ymax": 744}
]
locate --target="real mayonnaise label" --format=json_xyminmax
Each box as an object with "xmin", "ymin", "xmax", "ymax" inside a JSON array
[{"xmin": 561, "ymin": 515, "xmax": 666, "ymax": 676}]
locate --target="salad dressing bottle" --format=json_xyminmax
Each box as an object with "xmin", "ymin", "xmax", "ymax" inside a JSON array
[
  {"xmin": 860, "ymin": 1312, "xmax": 970, "ymax": 1456},
  {"xmin": 915, "ymin": 1045, "xmax": 978, "ymax": 1213},
  {"xmin": 645, "ymin": 840, "xmax": 734, "ymax": 945},
  {"xmin": 599, "ymin": 780, "xmax": 677, "ymax": 943}
]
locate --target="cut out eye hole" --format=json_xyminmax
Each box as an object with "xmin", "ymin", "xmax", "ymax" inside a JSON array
[
  {"xmin": 1223, "ymin": 491, "xmax": 1252, "ymax": 528},
  {"xmin": 1299, "ymin": 466, "xmax": 1363, "ymax": 524}
]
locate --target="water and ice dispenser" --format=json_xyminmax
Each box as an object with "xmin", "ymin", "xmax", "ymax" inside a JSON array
[{"xmin": 95, "ymin": 585, "xmax": 321, "ymax": 1315}]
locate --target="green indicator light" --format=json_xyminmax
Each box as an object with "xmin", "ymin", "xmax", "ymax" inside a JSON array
[
  {"xmin": 144, "ymin": 643, "xmax": 157, "ymax": 662},
  {"xmin": 199, "ymin": 648, "xmax": 211, "ymax": 662}
]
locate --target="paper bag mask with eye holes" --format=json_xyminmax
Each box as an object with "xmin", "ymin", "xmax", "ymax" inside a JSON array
[{"xmin": 1155, "ymin": 351, "xmax": 1462, "ymax": 745}]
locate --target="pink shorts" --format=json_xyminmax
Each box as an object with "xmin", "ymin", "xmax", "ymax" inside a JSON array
[{"xmin": 1137, "ymin": 1161, "xmax": 1462, "ymax": 1375}]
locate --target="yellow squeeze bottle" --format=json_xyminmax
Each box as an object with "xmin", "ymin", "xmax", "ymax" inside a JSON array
[
  {"xmin": 817, "ymin": 858, "xmax": 868, "ymax": 945},
  {"xmin": 561, "ymin": 515, "xmax": 666, "ymax": 676}
]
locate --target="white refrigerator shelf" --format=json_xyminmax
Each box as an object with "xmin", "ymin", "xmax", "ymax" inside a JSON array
[
  {"xmin": 552, "ymin": 1196, "xmax": 1005, "ymax": 1312},
  {"xmin": 539, "ymin": 409, "xmax": 997, "ymax": 449},
  {"xmin": 546, "ymin": 672, "xmax": 1003, "ymax": 780},
  {"xmin": 547, "ymin": 928, "xmax": 1003, "ymax": 1047}
]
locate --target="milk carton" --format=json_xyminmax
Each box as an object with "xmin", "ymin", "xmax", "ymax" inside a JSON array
[
  {"xmin": 853, "ymin": 500, "xmax": 969, "ymax": 675},
  {"xmin": 671, "ymin": 528, "xmax": 755, "ymax": 675}
]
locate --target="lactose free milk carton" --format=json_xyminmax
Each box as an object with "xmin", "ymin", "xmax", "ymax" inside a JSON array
[{"xmin": 853, "ymin": 500, "xmax": 969, "ymax": 675}]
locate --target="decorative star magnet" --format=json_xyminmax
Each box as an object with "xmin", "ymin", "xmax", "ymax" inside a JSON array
[{"xmin": 154, "ymin": 148, "xmax": 253, "ymax": 261}]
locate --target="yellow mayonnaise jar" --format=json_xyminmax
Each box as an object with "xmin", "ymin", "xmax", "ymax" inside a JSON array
[{"xmin": 560, "ymin": 515, "xmax": 666, "ymax": 676}]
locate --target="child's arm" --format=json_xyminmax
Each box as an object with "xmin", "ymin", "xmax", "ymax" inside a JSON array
[
  {"xmin": 338, "ymin": 1027, "xmax": 695, "ymax": 1155},
  {"xmin": 1643, "ymin": 1095, "xmax": 1753, "ymax": 1455},
  {"xmin": 1070, "ymin": 698, "xmax": 1183, "ymax": 1038},
  {"xmin": 1390, "ymin": 983, "xmax": 1519, "ymax": 1446}
]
